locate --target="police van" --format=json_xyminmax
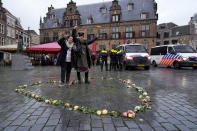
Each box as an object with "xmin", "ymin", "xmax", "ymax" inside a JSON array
[
  {"xmin": 150, "ymin": 44, "xmax": 197, "ymax": 69},
  {"xmin": 117, "ymin": 43, "xmax": 151, "ymax": 70}
]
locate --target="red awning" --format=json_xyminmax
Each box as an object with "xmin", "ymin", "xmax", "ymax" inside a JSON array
[{"xmin": 27, "ymin": 42, "xmax": 61, "ymax": 53}]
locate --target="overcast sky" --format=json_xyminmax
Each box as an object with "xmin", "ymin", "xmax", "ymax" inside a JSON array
[{"xmin": 2, "ymin": 0, "xmax": 197, "ymax": 34}]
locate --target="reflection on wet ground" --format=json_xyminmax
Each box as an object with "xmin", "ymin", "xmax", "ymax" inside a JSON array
[{"xmin": 0, "ymin": 66, "xmax": 197, "ymax": 131}]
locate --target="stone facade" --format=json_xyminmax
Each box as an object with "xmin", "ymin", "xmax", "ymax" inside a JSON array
[
  {"xmin": 5, "ymin": 9, "xmax": 17, "ymax": 46},
  {"xmin": 190, "ymin": 13, "xmax": 197, "ymax": 49},
  {"xmin": 157, "ymin": 23, "xmax": 192, "ymax": 47},
  {"xmin": 0, "ymin": 0, "xmax": 6, "ymax": 46},
  {"xmin": 25, "ymin": 30, "xmax": 40, "ymax": 46},
  {"xmin": 156, "ymin": 22, "xmax": 177, "ymax": 45},
  {"xmin": 40, "ymin": 0, "xmax": 158, "ymax": 52}
]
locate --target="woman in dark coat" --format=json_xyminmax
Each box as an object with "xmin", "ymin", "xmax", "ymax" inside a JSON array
[
  {"xmin": 72, "ymin": 26, "xmax": 97, "ymax": 84},
  {"xmin": 57, "ymin": 35, "xmax": 76, "ymax": 86}
]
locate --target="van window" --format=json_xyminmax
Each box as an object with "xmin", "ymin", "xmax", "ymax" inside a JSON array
[
  {"xmin": 125, "ymin": 45, "xmax": 147, "ymax": 53},
  {"xmin": 151, "ymin": 48, "xmax": 159, "ymax": 55},
  {"xmin": 173, "ymin": 45, "xmax": 196, "ymax": 53},
  {"xmin": 168, "ymin": 47, "xmax": 175, "ymax": 54},
  {"xmin": 160, "ymin": 46, "xmax": 167, "ymax": 55},
  {"xmin": 151, "ymin": 46, "xmax": 167, "ymax": 55}
]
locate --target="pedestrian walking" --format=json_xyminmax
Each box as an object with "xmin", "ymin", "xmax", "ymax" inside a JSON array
[
  {"xmin": 100, "ymin": 48, "xmax": 108, "ymax": 71},
  {"xmin": 57, "ymin": 35, "xmax": 76, "ymax": 87},
  {"xmin": 72, "ymin": 26, "xmax": 97, "ymax": 84}
]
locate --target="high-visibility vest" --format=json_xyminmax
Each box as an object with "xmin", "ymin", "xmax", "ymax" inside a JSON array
[
  {"xmin": 110, "ymin": 49, "xmax": 117, "ymax": 53},
  {"xmin": 101, "ymin": 50, "xmax": 107, "ymax": 53},
  {"xmin": 117, "ymin": 50, "xmax": 122, "ymax": 54}
]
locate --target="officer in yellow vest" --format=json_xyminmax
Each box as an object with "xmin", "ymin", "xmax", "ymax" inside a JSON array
[
  {"xmin": 100, "ymin": 48, "xmax": 108, "ymax": 71},
  {"xmin": 117, "ymin": 48, "xmax": 123, "ymax": 71},
  {"xmin": 109, "ymin": 48, "xmax": 118, "ymax": 71}
]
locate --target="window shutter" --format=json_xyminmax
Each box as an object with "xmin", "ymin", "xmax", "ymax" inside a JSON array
[
  {"xmin": 118, "ymin": 15, "xmax": 120, "ymax": 21},
  {"xmin": 110, "ymin": 16, "xmax": 112, "ymax": 22}
]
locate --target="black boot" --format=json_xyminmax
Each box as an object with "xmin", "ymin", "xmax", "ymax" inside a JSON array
[
  {"xmin": 77, "ymin": 72, "xmax": 81, "ymax": 84},
  {"xmin": 85, "ymin": 72, "xmax": 90, "ymax": 84}
]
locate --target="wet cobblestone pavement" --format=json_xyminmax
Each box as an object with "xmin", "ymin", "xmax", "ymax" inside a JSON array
[{"xmin": 0, "ymin": 66, "xmax": 197, "ymax": 131}]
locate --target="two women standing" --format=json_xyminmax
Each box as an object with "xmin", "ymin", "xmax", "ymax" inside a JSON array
[{"xmin": 57, "ymin": 26, "xmax": 97, "ymax": 86}]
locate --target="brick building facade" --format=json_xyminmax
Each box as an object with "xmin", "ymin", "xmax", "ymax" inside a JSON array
[{"xmin": 40, "ymin": 0, "xmax": 158, "ymax": 51}]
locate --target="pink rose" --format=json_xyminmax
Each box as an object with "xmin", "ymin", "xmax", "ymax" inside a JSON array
[{"xmin": 123, "ymin": 112, "xmax": 127, "ymax": 117}]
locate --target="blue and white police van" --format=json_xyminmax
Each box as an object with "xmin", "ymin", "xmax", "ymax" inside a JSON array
[
  {"xmin": 117, "ymin": 43, "xmax": 151, "ymax": 70},
  {"xmin": 150, "ymin": 44, "xmax": 197, "ymax": 69}
]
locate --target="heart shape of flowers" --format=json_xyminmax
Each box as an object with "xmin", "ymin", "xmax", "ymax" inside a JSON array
[{"xmin": 15, "ymin": 78, "xmax": 151, "ymax": 119}]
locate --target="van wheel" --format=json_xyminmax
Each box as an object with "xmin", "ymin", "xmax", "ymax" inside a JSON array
[
  {"xmin": 174, "ymin": 62, "xmax": 180, "ymax": 69},
  {"xmin": 152, "ymin": 61, "xmax": 157, "ymax": 67},
  {"xmin": 144, "ymin": 66, "xmax": 150, "ymax": 70}
]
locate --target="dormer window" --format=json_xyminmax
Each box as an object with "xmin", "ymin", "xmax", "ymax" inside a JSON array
[
  {"xmin": 87, "ymin": 16, "xmax": 93, "ymax": 24},
  {"xmin": 141, "ymin": 12, "xmax": 149, "ymax": 19},
  {"xmin": 50, "ymin": 14, "xmax": 55, "ymax": 19},
  {"xmin": 53, "ymin": 22, "xmax": 57, "ymax": 28},
  {"xmin": 100, "ymin": 6, "xmax": 107, "ymax": 14},
  {"xmin": 112, "ymin": 15, "xmax": 120, "ymax": 22},
  {"xmin": 87, "ymin": 18, "xmax": 93, "ymax": 24},
  {"xmin": 128, "ymin": 3, "xmax": 134, "ymax": 11}
]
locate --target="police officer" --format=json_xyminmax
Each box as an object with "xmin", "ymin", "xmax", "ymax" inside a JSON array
[
  {"xmin": 100, "ymin": 48, "xmax": 108, "ymax": 71},
  {"xmin": 117, "ymin": 48, "xmax": 123, "ymax": 71},
  {"xmin": 109, "ymin": 48, "xmax": 117, "ymax": 71}
]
